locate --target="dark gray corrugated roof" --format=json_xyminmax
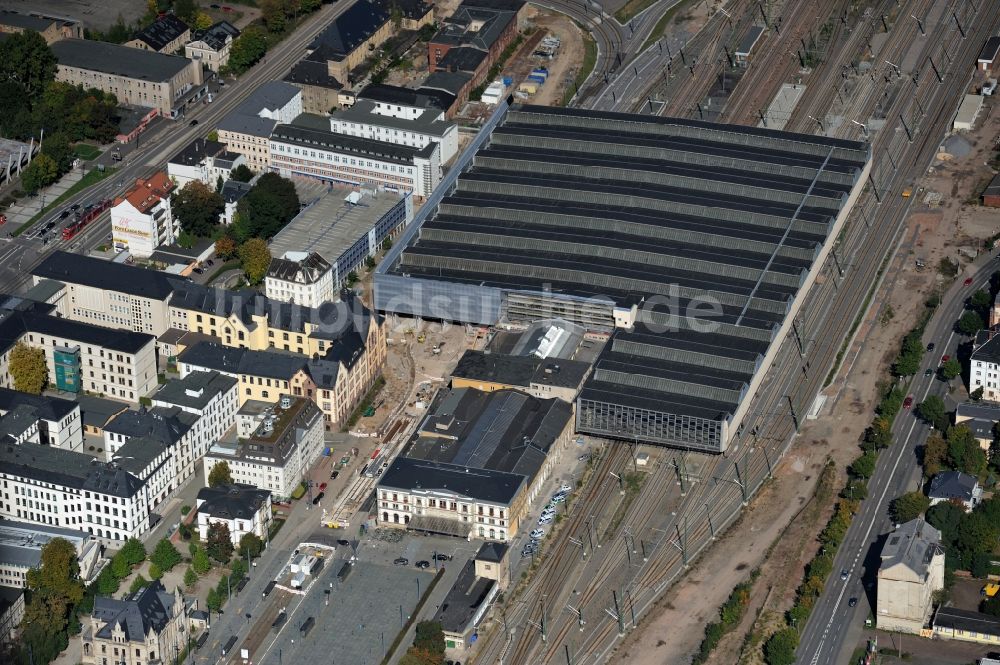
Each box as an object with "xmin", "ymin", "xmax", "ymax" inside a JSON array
[
  {"xmin": 51, "ymin": 38, "xmax": 193, "ymax": 81},
  {"xmin": 32, "ymin": 251, "xmax": 178, "ymax": 300},
  {"xmin": 379, "ymin": 456, "xmax": 525, "ymax": 505}
]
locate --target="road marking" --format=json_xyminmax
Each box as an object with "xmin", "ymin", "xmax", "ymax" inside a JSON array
[{"xmin": 808, "ymin": 330, "xmax": 955, "ymax": 664}]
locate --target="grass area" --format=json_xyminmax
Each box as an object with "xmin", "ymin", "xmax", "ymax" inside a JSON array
[
  {"xmin": 268, "ymin": 519, "xmax": 286, "ymax": 541},
  {"xmin": 344, "ymin": 375, "xmax": 387, "ymax": 430},
  {"xmin": 615, "ymin": 0, "xmax": 661, "ymax": 23},
  {"xmin": 73, "ymin": 144, "xmax": 102, "ymax": 161},
  {"xmin": 640, "ymin": 0, "xmax": 696, "ymax": 52},
  {"xmin": 290, "ymin": 483, "xmax": 307, "ymax": 501},
  {"xmin": 562, "ymin": 25, "xmax": 597, "ymax": 106},
  {"xmin": 602, "ymin": 471, "xmax": 646, "ymax": 541},
  {"xmin": 13, "ymin": 167, "xmax": 115, "ymax": 237}
]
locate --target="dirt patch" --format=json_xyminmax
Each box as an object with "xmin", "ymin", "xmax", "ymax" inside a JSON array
[
  {"xmin": 523, "ymin": 11, "xmax": 585, "ymax": 106},
  {"xmin": 616, "ymin": 79, "xmax": 1000, "ymax": 665}
]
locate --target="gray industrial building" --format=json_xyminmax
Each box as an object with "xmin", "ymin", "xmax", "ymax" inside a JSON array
[{"xmin": 375, "ymin": 104, "xmax": 871, "ymax": 453}]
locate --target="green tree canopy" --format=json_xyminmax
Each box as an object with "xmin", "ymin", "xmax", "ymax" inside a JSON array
[
  {"xmin": 21, "ymin": 153, "xmax": 59, "ymax": 195},
  {"xmin": 227, "ymin": 27, "xmax": 268, "ymax": 74},
  {"xmin": 923, "ymin": 432, "xmax": 948, "ymax": 478},
  {"xmin": 230, "ymin": 164, "xmax": 254, "ymax": 182},
  {"xmin": 206, "ymin": 522, "xmax": 234, "ymax": 563},
  {"xmin": 891, "ymin": 491, "xmax": 931, "ymax": 523},
  {"xmin": 234, "ymin": 172, "xmax": 300, "ymax": 241},
  {"xmin": 940, "ymin": 357, "xmax": 962, "ymax": 381},
  {"xmin": 971, "ymin": 289, "xmax": 992, "ymax": 312},
  {"xmin": 959, "ymin": 311, "xmax": 985, "ymax": 336},
  {"xmin": 215, "ymin": 234, "xmax": 237, "ymax": 260},
  {"xmin": 261, "ymin": 0, "xmax": 287, "ymax": 32},
  {"xmin": 184, "ymin": 567, "xmax": 198, "ymax": 588},
  {"xmin": 173, "ymin": 0, "xmax": 199, "ymax": 23},
  {"xmin": 208, "ymin": 460, "xmax": 233, "ymax": 487},
  {"xmin": 238, "ymin": 238, "xmax": 272, "ymax": 285},
  {"xmin": 206, "ymin": 587, "xmax": 222, "ymax": 613},
  {"xmin": 916, "ymin": 395, "xmax": 949, "ymax": 431},
  {"xmin": 948, "ymin": 424, "xmax": 988, "ymax": 477},
  {"xmin": 129, "ymin": 575, "xmax": 150, "ymax": 593},
  {"xmin": 238, "ymin": 533, "xmax": 264, "ymax": 560},
  {"xmin": 172, "ymin": 180, "xmax": 224, "ymax": 237},
  {"xmin": 192, "ymin": 547, "xmax": 212, "ymax": 575},
  {"xmin": 0, "ymin": 31, "xmax": 56, "ymax": 98},
  {"xmin": 119, "ymin": 538, "xmax": 147, "ymax": 566},
  {"xmin": 849, "ymin": 450, "xmax": 877, "ymax": 480},
  {"xmin": 763, "ymin": 627, "xmax": 799, "ymax": 665},
  {"xmin": 150, "ymin": 538, "xmax": 182, "ymax": 573},
  {"xmin": 40, "ymin": 132, "xmax": 75, "ymax": 173},
  {"xmin": 9, "ymin": 341, "xmax": 48, "ymax": 394}
]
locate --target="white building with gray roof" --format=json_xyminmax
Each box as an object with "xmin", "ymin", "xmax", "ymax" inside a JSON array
[
  {"xmin": 217, "ymin": 81, "xmax": 302, "ymax": 173},
  {"xmin": 330, "ymin": 98, "xmax": 459, "ymax": 164},
  {"xmin": 0, "ymin": 519, "xmax": 104, "ymax": 588},
  {"xmin": 876, "ymin": 518, "xmax": 945, "ymax": 634},
  {"xmin": 264, "ymin": 251, "xmax": 334, "ymax": 307},
  {"xmin": 82, "ymin": 582, "xmax": 185, "ymax": 665}
]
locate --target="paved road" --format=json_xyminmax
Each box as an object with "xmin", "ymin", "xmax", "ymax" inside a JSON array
[{"xmin": 0, "ymin": 0, "xmax": 353, "ymax": 295}]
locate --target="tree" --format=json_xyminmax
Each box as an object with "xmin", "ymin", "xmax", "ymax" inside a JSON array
[
  {"xmin": 927, "ymin": 501, "xmax": 964, "ymax": 550},
  {"xmin": 173, "ymin": 180, "xmax": 224, "ymax": 237},
  {"xmin": 150, "ymin": 538, "xmax": 182, "ymax": 573},
  {"xmin": 129, "ymin": 575, "xmax": 150, "ymax": 593},
  {"xmin": 206, "ymin": 522, "xmax": 234, "ymax": 563},
  {"xmin": 206, "ymin": 587, "xmax": 222, "ymax": 613},
  {"xmin": 111, "ymin": 552, "xmax": 131, "ymax": 580},
  {"xmin": 227, "ymin": 27, "xmax": 267, "ymax": 74},
  {"xmin": 238, "ymin": 533, "xmax": 264, "ymax": 560},
  {"xmin": 238, "ymin": 238, "xmax": 272, "ymax": 285},
  {"xmin": 20, "ymin": 153, "xmax": 59, "ymax": 194},
  {"xmin": 948, "ymin": 425, "xmax": 988, "ymax": 477},
  {"xmin": 208, "ymin": 460, "xmax": 234, "ymax": 487},
  {"xmin": 40, "ymin": 132, "xmax": 75, "ymax": 173},
  {"xmin": 972, "ymin": 386, "xmax": 985, "ymax": 401},
  {"xmin": 0, "ymin": 31, "xmax": 57, "ymax": 98},
  {"xmin": 192, "ymin": 547, "xmax": 212, "ymax": 575},
  {"xmin": 173, "ymin": 0, "xmax": 199, "ymax": 23},
  {"xmin": 184, "ymin": 567, "xmax": 198, "ymax": 589},
  {"xmin": 864, "ymin": 417, "xmax": 893, "ymax": 450},
  {"xmin": 261, "ymin": 0, "xmax": 287, "ymax": 32},
  {"xmin": 194, "ymin": 11, "xmax": 214, "ymax": 30},
  {"xmin": 234, "ymin": 172, "xmax": 299, "ymax": 240},
  {"xmin": 971, "ymin": 289, "xmax": 992, "ymax": 313},
  {"xmin": 9, "ymin": 341, "xmax": 48, "ymax": 394},
  {"xmin": 917, "ymin": 395, "xmax": 949, "ymax": 431},
  {"xmin": 940, "ymin": 357, "xmax": 962, "ymax": 381},
  {"xmin": 301, "ymin": 0, "xmax": 323, "ymax": 11},
  {"xmin": 413, "ymin": 621, "xmax": 445, "ymax": 654},
  {"xmin": 230, "ymin": 558, "xmax": 247, "ymax": 582},
  {"xmin": 983, "ymin": 593, "xmax": 1000, "ymax": 617},
  {"xmin": 215, "ymin": 174, "xmax": 225, "ymax": 193},
  {"xmin": 23, "ymin": 537, "xmax": 85, "ymax": 664},
  {"xmin": 119, "ymin": 538, "xmax": 147, "ymax": 566},
  {"xmin": 849, "ymin": 451, "xmax": 877, "ymax": 479},
  {"xmin": 94, "ymin": 566, "xmax": 120, "ymax": 595},
  {"xmin": 215, "ymin": 235, "xmax": 237, "ymax": 260},
  {"xmin": 763, "ymin": 627, "xmax": 799, "ymax": 665},
  {"xmin": 959, "ymin": 310, "xmax": 985, "ymax": 336},
  {"xmin": 923, "ymin": 432, "xmax": 949, "ymax": 478},
  {"xmin": 148, "ymin": 562, "xmax": 162, "ymax": 580},
  {"xmin": 230, "ymin": 164, "xmax": 254, "ymax": 182},
  {"xmin": 891, "ymin": 491, "xmax": 931, "ymax": 523}
]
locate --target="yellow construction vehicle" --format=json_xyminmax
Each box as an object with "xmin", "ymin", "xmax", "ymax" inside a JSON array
[{"xmin": 983, "ymin": 583, "xmax": 999, "ymax": 597}]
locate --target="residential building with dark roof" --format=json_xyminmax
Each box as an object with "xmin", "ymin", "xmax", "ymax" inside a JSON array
[
  {"xmin": 308, "ymin": 0, "xmax": 392, "ymax": 82},
  {"xmin": 417, "ymin": 72, "xmax": 470, "ymax": 117},
  {"xmin": 971, "ymin": 330, "xmax": 1000, "ymax": 402},
  {"xmin": 474, "ymin": 541, "xmax": 509, "ymax": 587},
  {"xmin": 51, "ymin": 39, "xmax": 203, "ymax": 117},
  {"xmin": 217, "ymin": 81, "xmax": 302, "ymax": 172},
  {"xmin": 82, "ymin": 582, "xmax": 185, "ymax": 665},
  {"xmin": 876, "ymin": 519, "xmax": 945, "ymax": 634},
  {"xmin": 955, "ymin": 401, "xmax": 1000, "ymax": 450},
  {"xmin": 928, "ymin": 471, "xmax": 981, "ymax": 511},
  {"xmin": 0, "ymin": 10, "xmax": 82, "ymax": 44},
  {"xmin": 202, "ymin": 396, "xmax": 323, "ymax": 498},
  {"xmin": 427, "ymin": 2, "xmax": 518, "ymax": 103},
  {"xmin": 330, "ymin": 97, "xmax": 459, "ymax": 164},
  {"xmin": 357, "ymin": 83, "xmax": 453, "ymax": 114},
  {"xmin": 269, "ymin": 115, "xmax": 441, "ymax": 197},
  {"xmin": 374, "ymin": 0, "xmax": 434, "ymax": 30},
  {"xmin": 374, "ymin": 104, "xmax": 872, "ymax": 454},
  {"xmin": 195, "ymin": 484, "xmax": 272, "ymax": 544},
  {"xmin": 933, "ymin": 607, "xmax": 1000, "ymax": 644},
  {"xmin": 0, "ymin": 440, "xmax": 152, "ymax": 542},
  {"xmin": 219, "ymin": 179, "xmax": 254, "ymax": 225},
  {"xmin": 185, "ymin": 20, "xmax": 240, "ymax": 72},
  {"xmin": 127, "ymin": 13, "xmax": 190, "ymax": 53},
  {"xmin": 0, "ymin": 388, "xmax": 82, "ymax": 451},
  {"xmin": 152, "ymin": 371, "xmax": 238, "ymax": 475},
  {"xmin": 0, "ymin": 519, "xmax": 104, "ymax": 588},
  {"xmin": 284, "ymin": 55, "xmax": 346, "ymax": 115},
  {"xmin": 167, "ymin": 138, "xmax": 247, "ymax": 188},
  {"xmin": 265, "ymin": 252, "xmax": 335, "ymax": 308},
  {"xmin": 978, "ymin": 35, "xmax": 1000, "ymax": 73}
]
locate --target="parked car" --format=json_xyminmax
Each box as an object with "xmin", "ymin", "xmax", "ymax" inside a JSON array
[
  {"xmin": 433, "ymin": 553, "xmax": 452, "ymax": 561},
  {"xmin": 189, "ymin": 119, "xmax": 199, "ymax": 126},
  {"xmin": 538, "ymin": 515, "xmax": 554, "ymax": 525},
  {"xmin": 415, "ymin": 560, "xmax": 431, "ymax": 569},
  {"xmin": 330, "ymin": 470, "xmax": 339, "ymax": 480},
  {"xmin": 941, "ymin": 355, "xmax": 950, "ymax": 364},
  {"xmin": 393, "ymin": 557, "xmax": 409, "ymax": 566},
  {"xmin": 558, "ymin": 484, "xmax": 573, "ymax": 494},
  {"xmin": 337, "ymin": 539, "xmax": 350, "ymax": 547},
  {"xmin": 312, "ymin": 492, "xmax": 324, "ymax": 504},
  {"xmin": 840, "ymin": 569, "xmax": 849, "ymax": 581},
  {"xmin": 902, "ymin": 395, "xmax": 914, "ymax": 409},
  {"xmin": 319, "ymin": 482, "xmax": 328, "ymax": 492},
  {"xmin": 964, "ymin": 277, "xmax": 974, "ymax": 286},
  {"xmin": 550, "ymin": 494, "xmax": 566, "ymax": 504},
  {"xmin": 848, "ymin": 597, "xmax": 858, "ymax": 607},
  {"xmin": 924, "ymin": 368, "xmax": 933, "ymax": 377},
  {"xmin": 926, "ymin": 342, "xmax": 935, "ymax": 351},
  {"xmin": 577, "ymin": 454, "xmax": 591, "ymax": 462},
  {"xmin": 529, "ymin": 528, "xmax": 545, "ymax": 540},
  {"xmin": 263, "ymin": 580, "xmax": 276, "ymax": 597}
]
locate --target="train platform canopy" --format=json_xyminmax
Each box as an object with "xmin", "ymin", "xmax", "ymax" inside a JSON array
[{"xmin": 375, "ymin": 104, "xmax": 870, "ymax": 452}]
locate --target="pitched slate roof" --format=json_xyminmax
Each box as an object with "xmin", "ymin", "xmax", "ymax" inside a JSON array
[
  {"xmin": 196, "ymin": 484, "xmax": 270, "ymax": 521},
  {"xmin": 309, "ymin": 0, "xmax": 389, "ymax": 59},
  {"xmin": 51, "ymin": 39, "xmax": 193, "ymax": 82},
  {"xmin": 32, "ymin": 251, "xmax": 178, "ymax": 301},
  {"xmin": 0, "ymin": 387, "xmax": 79, "ymax": 422},
  {"xmin": 92, "ymin": 581, "xmax": 177, "ymax": 641},
  {"xmin": 928, "ymin": 471, "xmax": 978, "ymax": 502},
  {"xmin": 132, "ymin": 13, "xmax": 189, "ymax": 51}
]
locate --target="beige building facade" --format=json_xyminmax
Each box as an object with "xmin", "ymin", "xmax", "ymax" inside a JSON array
[
  {"xmin": 876, "ymin": 519, "xmax": 945, "ymax": 634},
  {"xmin": 82, "ymin": 583, "xmax": 185, "ymax": 665}
]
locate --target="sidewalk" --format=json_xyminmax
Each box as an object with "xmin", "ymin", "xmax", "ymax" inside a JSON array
[{"xmin": 4, "ymin": 168, "xmax": 84, "ymax": 232}]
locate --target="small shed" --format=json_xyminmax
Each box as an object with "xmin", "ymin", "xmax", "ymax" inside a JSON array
[
  {"xmin": 953, "ymin": 94, "xmax": 984, "ymax": 131},
  {"xmin": 735, "ymin": 26, "xmax": 765, "ymax": 66}
]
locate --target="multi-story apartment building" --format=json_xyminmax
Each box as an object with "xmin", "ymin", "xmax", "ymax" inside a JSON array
[
  {"xmin": 195, "ymin": 484, "xmax": 271, "ymax": 544},
  {"xmin": 31, "ymin": 252, "xmax": 176, "ymax": 336},
  {"xmin": 103, "ymin": 407, "xmax": 197, "ymax": 500},
  {"xmin": 177, "ymin": 342, "xmax": 315, "ymax": 407},
  {"xmin": 0, "ymin": 300, "xmax": 158, "ymax": 402},
  {"xmin": 50, "ymin": 39, "xmax": 203, "ymax": 117},
  {"xmin": 167, "ymin": 138, "xmax": 246, "ymax": 188},
  {"xmin": 330, "ymin": 98, "xmax": 459, "ymax": 164},
  {"xmin": 264, "ymin": 252, "xmax": 334, "ymax": 308},
  {"xmin": 0, "ymin": 519, "xmax": 104, "ymax": 588},
  {"xmin": 971, "ymin": 330, "xmax": 1000, "ymax": 402},
  {"xmin": 184, "ymin": 21, "xmax": 240, "ymax": 72},
  {"xmin": 202, "ymin": 396, "xmax": 324, "ymax": 499},
  {"xmin": 111, "ymin": 172, "xmax": 178, "ymax": 258},
  {"xmin": 0, "ymin": 441, "xmax": 150, "ymax": 542},
  {"xmin": 126, "ymin": 13, "xmax": 190, "ymax": 54},
  {"xmin": 0, "ymin": 388, "xmax": 83, "ymax": 451},
  {"xmin": 152, "ymin": 370, "xmax": 239, "ymax": 474},
  {"xmin": 81, "ymin": 582, "xmax": 185, "ymax": 665},
  {"xmin": 217, "ymin": 81, "xmax": 302, "ymax": 173},
  {"xmin": 0, "ymin": 10, "xmax": 83, "ymax": 44},
  {"xmin": 876, "ymin": 519, "xmax": 945, "ymax": 634},
  {"xmin": 270, "ymin": 116, "xmax": 440, "ymax": 197},
  {"xmin": 427, "ymin": 4, "xmax": 517, "ymax": 75},
  {"xmin": 307, "ymin": 0, "xmax": 391, "ymax": 83}
]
